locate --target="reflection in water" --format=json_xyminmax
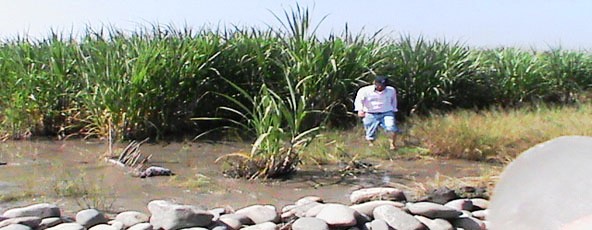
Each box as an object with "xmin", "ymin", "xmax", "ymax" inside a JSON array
[{"xmin": 0, "ymin": 139, "xmax": 494, "ymax": 214}]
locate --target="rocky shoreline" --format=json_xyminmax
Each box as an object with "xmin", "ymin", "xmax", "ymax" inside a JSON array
[{"xmin": 0, "ymin": 186, "xmax": 488, "ymax": 230}]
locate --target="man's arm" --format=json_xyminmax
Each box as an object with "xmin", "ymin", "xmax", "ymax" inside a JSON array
[
  {"xmin": 391, "ymin": 87, "xmax": 398, "ymax": 112},
  {"xmin": 354, "ymin": 88, "xmax": 366, "ymax": 117}
]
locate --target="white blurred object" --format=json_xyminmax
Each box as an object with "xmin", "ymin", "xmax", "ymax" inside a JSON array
[{"xmin": 489, "ymin": 136, "xmax": 592, "ymax": 230}]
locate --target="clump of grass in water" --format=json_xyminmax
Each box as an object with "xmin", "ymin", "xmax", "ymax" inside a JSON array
[
  {"xmin": 301, "ymin": 134, "xmax": 350, "ymax": 166},
  {"xmin": 170, "ymin": 174, "xmax": 212, "ymax": 189},
  {"xmin": 0, "ymin": 190, "xmax": 38, "ymax": 203},
  {"xmin": 51, "ymin": 171, "xmax": 116, "ymax": 212},
  {"xmin": 0, "ymin": 167, "xmax": 48, "ymax": 203},
  {"xmin": 194, "ymin": 73, "xmax": 320, "ymax": 179},
  {"xmin": 302, "ymin": 126, "xmax": 431, "ymax": 164}
]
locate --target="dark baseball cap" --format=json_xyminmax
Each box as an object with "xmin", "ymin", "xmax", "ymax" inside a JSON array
[{"xmin": 374, "ymin": 75, "xmax": 388, "ymax": 86}]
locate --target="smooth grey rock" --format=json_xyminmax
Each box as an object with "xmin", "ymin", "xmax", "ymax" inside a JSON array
[
  {"xmin": 220, "ymin": 213, "xmax": 252, "ymax": 225},
  {"xmin": 115, "ymin": 211, "xmax": 149, "ymax": 228},
  {"xmin": 0, "ymin": 224, "xmax": 31, "ymax": 230},
  {"xmin": 209, "ymin": 226, "xmax": 228, "ymax": 230},
  {"xmin": 305, "ymin": 204, "xmax": 326, "ymax": 217},
  {"xmin": 407, "ymin": 202, "xmax": 462, "ymax": 219},
  {"xmin": 489, "ymin": 136, "xmax": 592, "ymax": 229},
  {"xmin": 471, "ymin": 210, "xmax": 488, "ymax": 220},
  {"xmin": 76, "ymin": 209, "xmax": 107, "ymax": 228},
  {"xmin": 108, "ymin": 220, "xmax": 124, "ymax": 230},
  {"xmin": 350, "ymin": 187, "xmax": 406, "ymax": 204},
  {"xmin": 235, "ymin": 205, "xmax": 279, "ymax": 224},
  {"xmin": 289, "ymin": 202, "xmax": 322, "ymax": 218},
  {"xmin": 3, "ymin": 204, "xmax": 61, "ymax": 219},
  {"xmin": 89, "ymin": 224, "xmax": 117, "ymax": 230},
  {"xmin": 60, "ymin": 217, "xmax": 75, "ymax": 224},
  {"xmin": 127, "ymin": 223, "xmax": 153, "ymax": 230},
  {"xmin": 207, "ymin": 210, "xmax": 220, "ymax": 222},
  {"xmin": 421, "ymin": 187, "xmax": 458, "ymax": 205},
  {"xmin": 281, "ymin": 205, "xmax": 296, "ymax": 214},
  {"xmin": 207, "ymin": 221, "xmax": 230, "ymax": 230},
  {"xmin": 350, "ymin": 201, "xmax": 405, "ymax": 218},
  {"xmin": 294, "ymin": 196, "xmax": 323, "ymax": 206},
  {"xmin": 0, "ymin": 217, "xmax": 41, "ymax": 229},
  {"xmin": 46, "ymin": 223, "xmax": 85, "ymax": 230},
  {"xmin": 373, "ymin": 205, "xmax": 425, "ymax": 230},
  {"xmin": 291, "ymin": 217, "xmax": 329, "ymax": 230},
  {"xmin": 218, "ymin": 215, "xmax": 242, "ymax": 230},
  {"xmin": 241, "ymin": 222, "xmax": 276, "ymax": 230},
  {"xmin": 148, "ymin": 200, "xmax": 214, "ymax": 230},
  {"xmin": 208, "ymin": 208, "xmax": 229, "ymax": 217},
  {"xmin": 459, "ymin": 210, "xmax": 473, "ymax": 219},
  {"xmin": 469, "ymin": 198, "xmax": 489, "ymax": 210},
  {"xmin": 451, "ymin": 217, "xmax": 485, "ymax": 230},
  {"xmin": 444, "ymin": 199, "xmax": 473, "ymax": 211},
  {"xmin": 280, "ymin": 210, "xmax": 295, "ymax": 221},
  {"xmin": 364, "ymin": 222, "xmax": 372, "ymax": 230},
  {"xmin": 482, "ymin": 220, "xmax": 489, "ymax": 230},
  {"xmin": 414, "ymin": 216, "xmax": 454, "ymax": 230},
  {"xmin": 40, "ymin": 217, "xmax": 63, "ymax": 229},
  {"xmin": 315, "ymin": 204, "xmax": 357, "ymax": 227},
  {"xmin": 355, "ymin": 212, "xmax": 372, "ymax": 226},
  {"xmin": 369, "ymin": 219, "xmax": 391, "ymax": 230}
]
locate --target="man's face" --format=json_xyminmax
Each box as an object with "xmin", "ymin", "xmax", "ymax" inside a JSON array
[{"xmin": 374, "ymin": 81, "xmax": 386, "ymax": 92}]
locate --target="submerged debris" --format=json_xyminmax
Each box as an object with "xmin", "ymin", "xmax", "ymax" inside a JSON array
[
  {"xmin": 139, "ymin": 166, "xmax": 175, "ymax": 178},
  {"xmin": 106, "ymin": 138, "xmax": 174, "ymax": 178},
  {"xmin": 117, "ymin": 138, "xmax": 151, "ymax": 169}
]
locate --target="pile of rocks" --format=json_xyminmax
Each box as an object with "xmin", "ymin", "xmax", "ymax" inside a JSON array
[{"xmin": 0, "ymin": 187, "xmax": 489, "ymax": 230}]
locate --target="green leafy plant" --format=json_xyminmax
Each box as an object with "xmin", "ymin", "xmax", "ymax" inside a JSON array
[{"xmin": 194, "ymin": 73, "xmax": 320, "ymax": 179}]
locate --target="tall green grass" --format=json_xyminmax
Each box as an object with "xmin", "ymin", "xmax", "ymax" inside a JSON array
[
  {"xmin": 376, "ymin": 36, "xmax": 481, "ymax": 114},
  {"xmin": 0, "ymin": 6, "xmax": 591, "ymax": 142}
]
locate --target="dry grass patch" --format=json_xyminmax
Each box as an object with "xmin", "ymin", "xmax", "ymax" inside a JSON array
[
  {"xmin": 407, "ymin": 103, "xmax": 592, "ymax": 161},
  {"xmin": 169, "ymin": 173, "xmax": 212, "ymax": 190},
  {"xmin": 408, "ymin": 165, "xmax": 503, "ymax": 200},
  {"xmin": 48, "ymin": 165, "xmax": 116, "ymax": 212}
]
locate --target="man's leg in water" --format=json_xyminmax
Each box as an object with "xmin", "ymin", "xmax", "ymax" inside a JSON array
[
  {"xmin": 363, "ymin": 113, "xmax": 380, "ymax": 146},
  {"xmin": 382, "ymin": 111, "xmax": 399, "ymax": 150}
]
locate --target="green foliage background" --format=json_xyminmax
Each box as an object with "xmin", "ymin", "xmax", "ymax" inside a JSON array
[{"xmin": 1, "ymin": 10, "xmax": 591, "ymax": 141}]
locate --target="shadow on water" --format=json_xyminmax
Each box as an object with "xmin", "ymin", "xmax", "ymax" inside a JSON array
[{"xmin": 0, "ymin": 139, "xmax": 495, "ymax": 214}]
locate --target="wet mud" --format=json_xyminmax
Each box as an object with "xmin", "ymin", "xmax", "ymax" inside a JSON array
[{"xmin": 0, "ymin": 139, "xmax": 495, "ymax": 214}]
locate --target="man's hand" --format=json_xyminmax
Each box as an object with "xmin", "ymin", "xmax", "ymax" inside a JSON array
[{"xmin": 357, "ymin": 111, "xmax": 366, "ymax": 118}]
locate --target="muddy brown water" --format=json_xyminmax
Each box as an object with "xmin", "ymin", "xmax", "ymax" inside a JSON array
[{"xmin": 0, "ymin": 139, "xmax": 496, "ymax": 215}]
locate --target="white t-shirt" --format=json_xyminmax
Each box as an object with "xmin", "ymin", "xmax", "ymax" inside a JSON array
[{"xmin": 354, "ymin": 85, "xmax": 398, "ymax": 113}]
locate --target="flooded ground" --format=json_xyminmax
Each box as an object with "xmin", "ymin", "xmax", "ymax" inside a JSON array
[{"xmin": 0, "ymin": 139, "xmax": 497, "ymax": 215}]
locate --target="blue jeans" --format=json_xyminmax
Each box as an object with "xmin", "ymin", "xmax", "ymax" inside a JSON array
[{"xmin": 362, "ymin": 111, "xmax": 399, "ymax": 141}]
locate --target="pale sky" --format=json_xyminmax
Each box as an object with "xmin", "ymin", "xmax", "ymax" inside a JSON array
[{"xmin": 1, "ymin": 0, "xmax": 591, "ymax": 50}]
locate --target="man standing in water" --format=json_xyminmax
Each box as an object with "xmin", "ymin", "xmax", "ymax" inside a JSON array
[{"xmin": 354, "ymin": 75, "xmax": 400, "ymax": 150}]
